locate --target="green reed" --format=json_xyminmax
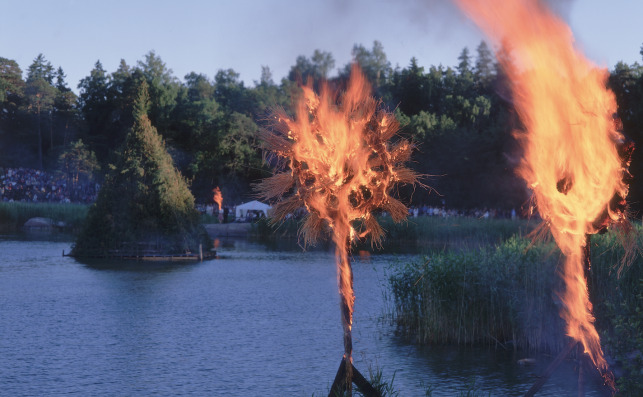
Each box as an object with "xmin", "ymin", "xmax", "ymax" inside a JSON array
[
  {"xmin": 389, "ymin": 235, "xmax": 566, "ymax": 353},
  {"xmin": 389, "ymin": 226, "xmax": 643, "ymax": 393},
  {"xmin": 251, "ymin": 215, "xmax": 536, "ymax": 252},
  {"xmin": 0, "ymin": 201, "xmax": 89, "ymax": 229}
]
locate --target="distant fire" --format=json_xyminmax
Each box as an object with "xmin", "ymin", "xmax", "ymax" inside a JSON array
[
  {"xmin": 212, "ymin": 187, "xmax": 223, "ymax": 211},
  {"xmin": 258, "ymin": 65, "xmax": 418, "ymax": 390},
  {"xmin": 455, "ymin": 0, "xmax": 630, "ymax": 377}
]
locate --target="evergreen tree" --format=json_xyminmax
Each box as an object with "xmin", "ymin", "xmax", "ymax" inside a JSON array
[
  {"xmin": 53, "ymin": 67, "xmax": 79, "ymax": 147},
  {"xmin": 72, "ymin": 80, "xmax": 210, "ymax": 257},
  {"xmin": 474, "ymin": 41, "xmax": 495, "ymax": 90},
  {"xmin": 390, "ymin": 57, "xmax": 427, "ymax": 116},
  {"xmin": 78, "ymin": 61, "xmax": 110, "ymax": 161},
  {"xmin": 457, "ymin": 47, "xmax": 472, "ymax": 76},
  {"xmin": 25, "ymin": 54, "xmax": 57, "ymax": 169},
  {"xmin": 0, "ymin": 58, "xmax": 27, "ymax": 166},
  {"xmin": 136, "ymin": 51, "xmax": 178, "ymax": 132},
  {"xmin": 27, "ymin": 54, "xmax": 55, "ymax": 84}
]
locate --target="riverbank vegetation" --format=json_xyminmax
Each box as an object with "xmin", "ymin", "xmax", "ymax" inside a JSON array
[
  {"xmin": 0, "ymin": 201, "xmax": 88, "ymax": 231},
  {"xmin": 251, "ymin": 215, "xmax": 537, "ymax": 253},
  {"xmin": 388, "ymin": 226, "xmax": 643, "ymax": 394}
]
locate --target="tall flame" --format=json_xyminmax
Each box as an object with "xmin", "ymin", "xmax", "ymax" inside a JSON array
[
  {"xmin": 213, "ymin": 187, "xmax": 223, "ymax": 211},
  {"xmin": 258, "ymin": 65, "xmax": 418, "ymax": 388},
  {"xmin": 454, "ymin": 0, "xmax": 629, "ymax": 372}
]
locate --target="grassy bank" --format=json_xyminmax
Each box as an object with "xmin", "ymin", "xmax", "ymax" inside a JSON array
[
  {"xmin": 251, "ymin": 216, "xmax": 536, "ymax": 252},
  {"xmin": 1, "ymin": 203, "xmax": 231, "ymax": 233},
  {"xmin": 0, "ymin": 201, "xmax": 89, "ymax": 231},
  {"xmin": 376, "ymin": 216, "xmax": 535, "ymax": 251},
  {"xmin": 389, "ymin": 228, "xmax": 643, "ymax": 394}
]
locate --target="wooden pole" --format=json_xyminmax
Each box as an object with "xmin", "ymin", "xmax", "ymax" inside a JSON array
[
  {"xmin": 583, "ymin": 234, "xmax": 591, "ymax": 281},
  {"xmin": 351, "ymin": 364, "xmax": 380, "ymax": 396},
  {"xmin": 578, "ymin": 342, "xmax": 585, "ymax": 397},
  {"xmin": 329, "ymin": 358, "xmax": 347, "ymax": 397},
  {"xmin": 524, "ymin": 234, "xmax": 594, "ymax": 397},
  {"xmin": 328, "ymin": 237, "xmax": 382, "ymax": 397},
  {"xmin": 578, "ymin": 234, "xmax": 591, "ymax": 397},
  {"xmin": 328, "ymin": 357, "xmax": 382, "ymax": 397},
  {"xmin": 338, "ymin": 242, "xmax": 354, "ymax": 396}
]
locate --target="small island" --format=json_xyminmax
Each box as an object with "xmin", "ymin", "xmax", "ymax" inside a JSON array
[{"xmin": 70, "ymin": 81, "xmax": 212, "ymax": 260}]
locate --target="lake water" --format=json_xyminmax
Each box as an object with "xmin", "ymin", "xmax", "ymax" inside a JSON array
[{"xmin": 0, "ymin": 235, "xmax": 606, "ymax": 396}]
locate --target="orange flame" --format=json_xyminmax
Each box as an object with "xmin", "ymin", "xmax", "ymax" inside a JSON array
[
  {"xmin": 455, "ymin": 0, "xmax": 628, "ymax": 372},
  {"xmin": 212, "ymin": 187, "xmax": 223, "ymax": 211},
  {"xmin": 258, "ymin": 65, "xmax": 418, "ymax": 370}
]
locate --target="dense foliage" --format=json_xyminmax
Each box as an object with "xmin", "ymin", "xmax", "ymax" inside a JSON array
[
  {"xmin": 1, "ymin": 42, "xmax": 643, "ymax": 214},
  {"xmin": 71, "ymin": 82, "xmax": 210, "ymax": 257}
]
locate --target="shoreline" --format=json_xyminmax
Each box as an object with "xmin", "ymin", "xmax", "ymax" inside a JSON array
[{"xmin": 203, "ymin": 222, "xmax": 252, "ymax": 238}]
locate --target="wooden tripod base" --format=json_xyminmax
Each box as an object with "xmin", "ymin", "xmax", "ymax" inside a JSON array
[{"xmin": 328, "ymin": 357, "xmax": 381, "ymax": 397}]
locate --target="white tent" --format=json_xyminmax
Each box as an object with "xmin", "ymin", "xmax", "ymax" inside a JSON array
[{"xmin": 235, "ymin": 200, "xmax": 272, "ymax": 220}]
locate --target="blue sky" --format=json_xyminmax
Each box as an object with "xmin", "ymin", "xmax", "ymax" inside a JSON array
[{"xmin": 1, "ymin": 0, "xmax": 641, "ymax": 93}]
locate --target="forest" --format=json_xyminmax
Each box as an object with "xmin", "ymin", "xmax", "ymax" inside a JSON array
[{"xmin": 1, "ymin": 40, "xmax": 642, "ymax": 215}]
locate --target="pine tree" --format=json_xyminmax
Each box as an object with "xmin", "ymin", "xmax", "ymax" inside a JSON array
[{"xmin": 72, "ymin": 80, "xmax": 210, "ymax": 257}]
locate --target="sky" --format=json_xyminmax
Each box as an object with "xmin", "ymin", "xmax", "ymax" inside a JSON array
[{"xmin": 1, "ymin": 0, "xmax": 642, "ymax": 93}]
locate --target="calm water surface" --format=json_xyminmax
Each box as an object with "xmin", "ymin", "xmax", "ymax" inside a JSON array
[{"xmin": 0, "ymin": 236, "xmax": 605, "ymax": 396}]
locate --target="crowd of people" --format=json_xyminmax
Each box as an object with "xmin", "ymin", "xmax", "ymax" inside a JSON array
[
  {"xmin": 406, "ymin": 205, "xmax": 520, "ymax": 220},
  {"xmin": 0, "ymin": 167, "xmax": 528, "ymax": 223},
  {"xmin": 197, "ymin": 202, "xmax": 523, "ymax": 223},
  {"xmin": 0, "ymin": 168, "xmax": 99, "ymax": 204}
]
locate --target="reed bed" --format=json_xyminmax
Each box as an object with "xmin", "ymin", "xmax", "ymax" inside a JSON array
[
  {"xmin": 251, "ymin": 216, "xmax": 536, "ymax": 252},
  {"xmin": 389, "ymin": 226, "xmax": 643, "ymax": 393},
  {"xmin": 587, "ymin": 228, "xmax": 643, "ymax": 394},
  {"xmin": 377, "ymin": 216, "xmax": 536, "ymax": 251},
  {"xmin": 389, "ymin": 236, "xmax": 566, "ymax": 353},
  {"xmin": 0, "ymin": 201, "xmax": 89, "ymax": 230}
]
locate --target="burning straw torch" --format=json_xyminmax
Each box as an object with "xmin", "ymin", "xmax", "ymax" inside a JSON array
[
  {"xmin": 454, "ymin": 0, "xmax": 635, "ymax": 394},
  {"xmin": 257, "ymin": 65, "xmax": 420, "ymax": 396}
]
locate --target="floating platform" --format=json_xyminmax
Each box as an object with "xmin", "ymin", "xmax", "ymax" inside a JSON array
[{"xmin": 63, "ymin": 247, "xmax": 216, "ymax": 262}]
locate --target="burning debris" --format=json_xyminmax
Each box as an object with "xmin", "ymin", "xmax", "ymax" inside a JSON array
[
  {"xmin": 455, "ymin": 0, "xmax": 634, "ymax": 392},
  {"xmin": 257, "ymin": 65, "xmax": 419, "ymax": 395}
]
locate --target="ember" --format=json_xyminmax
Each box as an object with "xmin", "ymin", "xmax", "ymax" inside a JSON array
[
  {"xmin": 257, "ymin": 65, "xmax": 419, "ymax": 394},
  {"xmin": 454, "ymin": 0, "xmax": 632, "ymax": 386}
]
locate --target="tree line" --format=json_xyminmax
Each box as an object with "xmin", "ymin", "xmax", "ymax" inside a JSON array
[{"xmin": 1, "ymin": 41, "xmax": 643, "ymax": 214}]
